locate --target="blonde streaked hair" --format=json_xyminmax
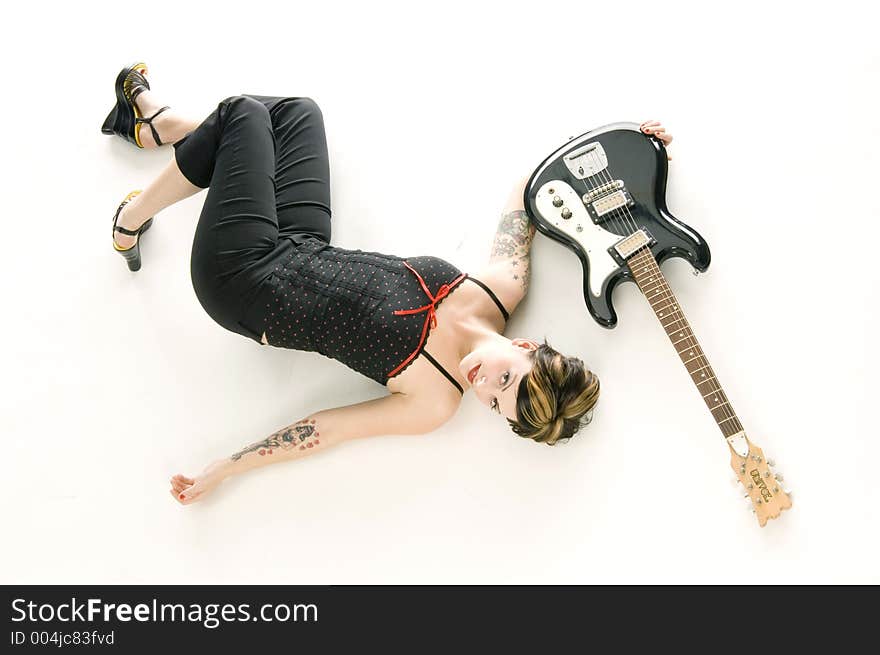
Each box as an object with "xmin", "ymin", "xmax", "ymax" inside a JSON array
[{"xmin": 508, "ymin": 338, "xmax": 600, "ymax": 446}]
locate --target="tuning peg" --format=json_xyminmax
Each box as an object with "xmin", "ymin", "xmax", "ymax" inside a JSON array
[
  {"xmin": 730, "ymin": 476, "xmax": 741, "ymax": 486},
  {"xmin": 767, "ymin": 458, "xmax": 776, "ymax": 467},
  {"xmin": 774, "ymin": 472, "xmax": 784, "ymax": 481}
]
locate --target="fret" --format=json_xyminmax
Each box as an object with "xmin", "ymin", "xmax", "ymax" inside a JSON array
[
  {"xmin": 661, "ymin": 315, "xmax": 686, "ymax": 329},
  {"xmin": 627, "ymin": 247, "xmax": 743, "ymax": 440},
  {"xmin": 712, "ymin": 408, "xmax": 736, "ymax": 423}
]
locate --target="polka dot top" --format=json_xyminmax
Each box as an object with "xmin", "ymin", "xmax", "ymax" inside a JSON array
[{"xmin": 258, "ymin": 235, "xmax": 509, "ymax": 393}]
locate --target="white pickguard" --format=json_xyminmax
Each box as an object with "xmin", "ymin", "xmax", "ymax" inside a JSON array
[{"xmin": 534, "ymin": 180, "xmax": 621, "ymax": 297}]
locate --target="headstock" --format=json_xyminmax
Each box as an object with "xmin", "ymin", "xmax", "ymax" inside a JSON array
[{"xmin": 729, "ymin": 436, "xmax": 792, "ymax": 527}]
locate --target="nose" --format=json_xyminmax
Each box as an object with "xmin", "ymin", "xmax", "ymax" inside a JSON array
[{"xmin": 475, "ymin": 375, "xmax": 492, "ymax": 406}]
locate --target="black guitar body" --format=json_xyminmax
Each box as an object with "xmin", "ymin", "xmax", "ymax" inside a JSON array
[{"xmin": 523, "ymin": 122, "xmax": 711, "ymax": 328}]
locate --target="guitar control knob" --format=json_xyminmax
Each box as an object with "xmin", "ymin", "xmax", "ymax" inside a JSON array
[
  {"xmin": 552, "ymin": 195, "xmax": 563, "ymax": 208},
  {"xmin": 561, "ymin": 208, "xmax": 572, "ymax": 220}
]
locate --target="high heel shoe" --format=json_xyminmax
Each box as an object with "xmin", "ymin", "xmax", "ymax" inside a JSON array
[
  {"xmin": 100, "ymin": 62, "xmax": 170, "ymax": 148},
  {"xmin": 112, "ymin": 190, "xmax": 154, "ymax": 272}
]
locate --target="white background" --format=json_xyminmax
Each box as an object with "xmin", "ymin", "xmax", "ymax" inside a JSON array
[{"xmin": 1, "ymin": 0, "xmax": 877, "ymax": 584}]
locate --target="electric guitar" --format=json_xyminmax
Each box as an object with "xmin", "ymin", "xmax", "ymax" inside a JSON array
[{"xmin": 523, "ymin": 123, "xmax": 792, "ymax": 527}]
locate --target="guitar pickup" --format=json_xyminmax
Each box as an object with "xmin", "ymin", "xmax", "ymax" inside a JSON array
[
  {"xmin": 609, "ymin": 229, "xmax": 655, "ymax": 262},
  {"xmin": 585, "ymin": 188, "xmax": 635, "ymax": 224}
]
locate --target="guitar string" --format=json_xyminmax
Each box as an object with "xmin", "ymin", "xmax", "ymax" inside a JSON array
[
  {"xmin": 574, "ymin": 155, "xmax": 741, "ymax": 429},
  {"xmin": 587, "ymin": 149, "xmax": 639, "ymax": 236},
  {"xmin": 577, "ymin": 151, "xmax": 627, "ymax": 236},
  {"xmin": 589, "ymin": 136, "xmax": 739, "ymax": 432},
  {"xmin": 581, "ymin": 134, "xmax": 739, "ymax": 431},
  {"xmin": 629, "ymin": 243, "xmax": 740, "ymax": 433}
]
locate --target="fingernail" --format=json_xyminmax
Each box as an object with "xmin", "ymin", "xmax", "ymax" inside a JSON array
[{"xmin": 179, "ymin": 494, "xmax": 185, "ymax": 500}]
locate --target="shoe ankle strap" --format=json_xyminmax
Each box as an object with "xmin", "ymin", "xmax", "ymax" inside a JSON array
[{"xmin": 135, "ymin": 106, "xmax": 170, "ymax": 146}]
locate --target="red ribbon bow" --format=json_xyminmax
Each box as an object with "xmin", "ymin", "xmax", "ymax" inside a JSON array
[{"xmin": 387, "ymin": 261, "xmax": 466, "ymax": 378}]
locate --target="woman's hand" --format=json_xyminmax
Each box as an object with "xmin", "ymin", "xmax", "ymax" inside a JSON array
[
  {"xmin": 640, "ymin": 120, "xmax": 673, "ymax": 160},
  {"xmin": 169, "ymin": 459, "xmax": 230, "ymax": 506}
]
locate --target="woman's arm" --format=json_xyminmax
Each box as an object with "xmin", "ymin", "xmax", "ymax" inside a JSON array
[
  {"xmin": 487, "ymin": 176, "xmax": 537, "ymax": 296},
  {"xmin": 169, "ymin": 392, "xmax": 455, "ymax": 505},
  {"xmin": 169, "ymin": 416, "xmax": 327, "ymax": 505}
]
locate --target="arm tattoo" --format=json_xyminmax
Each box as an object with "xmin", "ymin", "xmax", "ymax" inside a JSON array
[
  {"xmin": 230, "ymin": 418, "xmax": 320, "ymax": 461},
  {"xmin": 489, "ymin": 209, "xmax": 536, "ymax": 293}
]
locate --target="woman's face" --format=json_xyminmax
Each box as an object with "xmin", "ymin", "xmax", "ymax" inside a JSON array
[{"xmin": 459, "ymin": 337, "xmax": 538, "ymax": 420}]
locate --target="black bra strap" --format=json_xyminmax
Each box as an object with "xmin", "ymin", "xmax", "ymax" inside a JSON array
[
  {"xmin": 422, "ymin": 350, "xmax": 464, "ymax": 394},
  {"xmin": 467, "ymin": 276, "xmax": 510, "ymax": 322}
]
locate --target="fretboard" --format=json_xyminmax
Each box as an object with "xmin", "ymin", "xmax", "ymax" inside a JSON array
[{"xmin": 626, "ymin": 247, "xmax": 743, "ymax": 438}]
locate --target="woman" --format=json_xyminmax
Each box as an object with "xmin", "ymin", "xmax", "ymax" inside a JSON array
[{"xmin": 102, "ymin": 63, "xmax": 674, "ymax": 505}]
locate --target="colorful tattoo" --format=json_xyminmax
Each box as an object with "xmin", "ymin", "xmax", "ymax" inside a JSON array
[
  {"xmin": 489, "ymin": 209, "xmax": 536, "ymax": 293},
  {"xmin": 230, "ymin": 418, "xmax": 321, "ymax": 461}
]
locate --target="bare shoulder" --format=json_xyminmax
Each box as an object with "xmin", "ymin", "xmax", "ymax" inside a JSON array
[
  {"xmin": 401, "ymin": 385, "xmax": 462, "ymax": 428},
  {"xmin": 470, "ymin": 260, "xmax": 526, "ymax": 319}
]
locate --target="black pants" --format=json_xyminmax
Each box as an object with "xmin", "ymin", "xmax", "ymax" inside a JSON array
[{"xmin": 173, "ymin": 94, "xmax": 331, "ymax": 343}]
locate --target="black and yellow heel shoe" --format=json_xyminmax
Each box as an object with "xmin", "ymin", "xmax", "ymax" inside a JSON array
[
  {"xmin": 112, "ymin": 190, "xmax": 154, "ymax": 272},
  {"xmin": 100, "ymin": 62, "xmax": 170, "ymax": 148}
]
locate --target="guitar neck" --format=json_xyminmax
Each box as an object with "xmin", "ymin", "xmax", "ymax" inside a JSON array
[{"xmin": 626, "ymin": 247, "xmax": 744, "ymax": 439}]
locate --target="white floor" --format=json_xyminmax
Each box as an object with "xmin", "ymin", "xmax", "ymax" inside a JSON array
[{"xmin": 2, "ymin": 0, "xmax": 877, "ymax": 584}]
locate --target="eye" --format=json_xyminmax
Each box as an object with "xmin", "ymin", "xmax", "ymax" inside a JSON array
[{"xmin": 490, "ymin": 372, "xmax": 510, "ymax": 414}]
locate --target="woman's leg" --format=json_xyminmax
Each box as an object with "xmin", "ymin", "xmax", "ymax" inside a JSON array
[
  {"xmin": 130, "ymin": 85, "xmax": 200, "ymax": 149},
  {"xmin": 112, "ymin": 88, "xmax": 204, "ymax": 249},
  {"xmin": 113, "ymin": 157, "xmax": 202, "ymax": 249},
  {"xmin": 175, "ymin": 95, "xmax": 284, "ymax": 339},
  {"xmin": 248, "ymin": 95, "xmax": 332, "ymax": 243}
]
